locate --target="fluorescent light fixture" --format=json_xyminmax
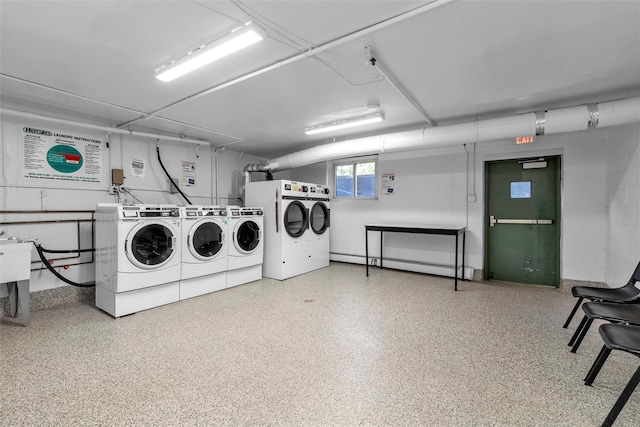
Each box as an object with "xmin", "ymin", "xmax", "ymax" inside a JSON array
[
  {"xmin": 155, "ymin": 22, "xmax": 263, "ymax": 82},
  {"xmin": 305, "ymin": 112, "xmax": 385, "ymax": 135}
]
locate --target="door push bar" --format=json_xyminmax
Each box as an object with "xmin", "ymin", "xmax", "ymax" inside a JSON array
[{"xmin": 490, "ymin": 215, "xmax": 553, "ymax": 227}]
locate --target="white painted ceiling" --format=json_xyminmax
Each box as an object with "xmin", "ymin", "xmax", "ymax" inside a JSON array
[{"xmin": 1, "ymin": 0, "xmax": 639, "ymax": 159}]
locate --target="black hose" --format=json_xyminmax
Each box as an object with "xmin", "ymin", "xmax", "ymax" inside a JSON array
[
  {"xmin": 156, "ymin": 145, "xmax": 192, "ymax": 205},
  {"xmin": 39, "ymin": 248, "xmax": 94, "ymax": 254},
  {"xmin": 34, "ymin": 243, "xmax": 95, "ymax": 288}
]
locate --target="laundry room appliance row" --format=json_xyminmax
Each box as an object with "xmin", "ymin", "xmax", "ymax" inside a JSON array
[
  {"xmin": 245, "ymin": 179, "xmax": 330, "ymax": 281},
  {"xmin": 95, "ymin": 203, "xmax": 263, "ymax": 317}
]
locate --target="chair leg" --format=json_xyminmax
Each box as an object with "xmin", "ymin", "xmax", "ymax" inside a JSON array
[
  {"xmin": 571, "ymin": 318, "xmax": 594, "ymax": 353},
  {"xmin": 569, "ymin": 315, "xmax": 589, "ymax": 346},
  {"xmin": 563, "ymin": 297, "xmax": 584, "ymax": 328},
  {"xmin": 601, "ymin": 364, "xmax": 640, "ymax": 427},
  {"xmin": 585, "ymin": 345, "xmax": 612, "ymax": 385}
]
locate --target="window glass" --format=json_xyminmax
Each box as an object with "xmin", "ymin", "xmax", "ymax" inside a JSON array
[
  {"xmin": 310, "ymin": 203, "xmax": 329, "ymax": 234},
  {"xmin": 335, "ymin": 164, "xmax": 354, "ymax": 197},
  {"xmin": 237, "ymin": 221, "xmax": 260, "ymax": 251},
  {"xmin": 284, "ymin": 202, "xmax": 307, "ymax": 237},
  {"xmin": 192, "ymin": 222, "xmax": 223, "ymax": 257},
  {"xmin": 356, "ymin": 162, "xmax": 376, "ymax": 197},
  {"xmin": 511, "ymin": 181, "xmax": 531, "ymax": 199},
  {"xmin": 334, "ymin": 158, "xmax": 377, "ymax": 199},
  {"xmin": 132, "ymin": 224, "xmax": 173, "ymax": 265}
]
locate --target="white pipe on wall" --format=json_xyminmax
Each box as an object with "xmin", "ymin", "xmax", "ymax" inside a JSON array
[
  {"xmin": 599, "ymin": 97, "xmax": 640, "ymax": 127},
  {"xmin": 0, "ymin": 107, "xmax": 210, "ymax": 145},
  {"xmin": 253, "ymin": 97, "xmax": 640, "ymax": 172}
]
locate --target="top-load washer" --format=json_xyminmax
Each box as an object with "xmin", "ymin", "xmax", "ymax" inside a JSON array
[
  {"xmin": 245, "ymin": 180, "xmax": 330, "ymax": 280},
  {"xmin": 226, "ymin": 206, "xmax": 264, "ymax": 288},
  {"xmin": 95, "ymin": 203, "xmax": 181, "ymax": 317},
  {"xmin": 179, "ymin": 205, "xmax": 228, "ymax": 300}
]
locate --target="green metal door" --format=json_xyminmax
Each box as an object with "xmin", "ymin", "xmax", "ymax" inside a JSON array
[{"xmin": 485, "ymin": 157, "xmax": 560, "ymax": 286}]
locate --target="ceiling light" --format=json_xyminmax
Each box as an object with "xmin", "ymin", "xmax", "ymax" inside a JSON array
[
  {"xmin": 305, "ymin": 112, "xmax": 385, "ymax": 135},
  {"xmin": 155, "ymin": 22, "xmax": 263, "ymax": 82}
]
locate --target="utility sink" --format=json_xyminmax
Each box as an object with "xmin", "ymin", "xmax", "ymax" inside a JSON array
[
  {"xmin": 0, "ymin": 239, "xmax": 32, "ymax": 283},
  {"xmin": 1, "ymin": 238, "xmax": 33, "ymax": 326}
]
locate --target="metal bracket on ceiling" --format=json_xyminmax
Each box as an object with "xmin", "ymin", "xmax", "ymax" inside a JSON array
[
  {"xmin": 587, "ymin": 103, "xmax": 599, "ymax": 129},
  {"xmin": 365, "ymin": 46, "xmax": 436, "ymax": 127},
  {"xmin": 535, "ymin": 111, "xmax": 546, "ymax": 136}
]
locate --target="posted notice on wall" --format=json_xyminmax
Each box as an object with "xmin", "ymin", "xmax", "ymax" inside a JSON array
[
  {"xmin": 130, "ymin": 158, "xmax": 145, "ymax": 178},
  {"xmin": 22, "ymin": 126, "xmax": 102, "ymax": 183},
  {"xmin": 381, "ymin": 173, "xmax": 395, "ymax": 195},
  {"xmin": 181, "ymin": 160, "xmax": 196, "ymax": 187}
]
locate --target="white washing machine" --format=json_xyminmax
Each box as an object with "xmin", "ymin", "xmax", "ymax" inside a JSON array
[
  {"xmin": 245, "ymin": 180, "xmax": 330, "ymax": 280},
  {"xmin": 95, "ymin": 203, "xmax": 181, "ymax": 317},
  {"xmin": 226, "ymin": 206, "xmax": 264, "ymax": 288},
  {"xmin": 180, "ymin": 205, "xmax": 228, "ymax": 300}
]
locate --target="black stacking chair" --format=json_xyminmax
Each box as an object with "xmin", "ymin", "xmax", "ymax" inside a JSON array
[
  {"xmin": 563, "ymin": 261, "xmax": 640, "ymax": 329},
  {"xmin": 583, "ymin": 324, "xmax": 640, "ymax": 427},
  {"xmin": 568, "ymin": 303, "xmax": 640, "ymax": 353}
]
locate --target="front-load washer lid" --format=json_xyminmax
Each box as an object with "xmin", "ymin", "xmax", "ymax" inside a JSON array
[
  {"xmin": 189, "ymin": 219, "xmax": 225, "ymax": 261},
  {"xmin": 284, "ymin": 200, "xmax": 308, "ymax": 238},
  {"xmin": 310, "ymin": 202, "xmax": 330, "ymax": 235},
  {"xmin": 125, "ymin": 220, "xmax": 177, "ymax": 269},
  {"xmin": 233, "ymin": 219, "xmax": 261, "ymax": 254}
]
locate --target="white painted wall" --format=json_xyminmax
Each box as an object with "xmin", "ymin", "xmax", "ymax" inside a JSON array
[
  {"xmin": 297, "ymin": 123, "xmax": 639, "ymax": 286},
  {"xmin": 0, "ymin": 115, "xmax": 264, "ymax": 295},
  {"xmin": 327, "ymin": 146, "xmax": 473, "ymax": 279},
  {"xmin": 604, "ymin": 123, "xmax": 640, "ymax": 287},
  {"xmin": 2, "ymin": 110, "xmax": 638, "ymax": 296},
  {"xmin": 289, "ymin": 162, "xmax": 327, "ymax": 185}
]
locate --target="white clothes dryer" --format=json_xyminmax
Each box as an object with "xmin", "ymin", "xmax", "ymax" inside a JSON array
[
  {"xmin": 226, "ymin": 206, "xmax": 264, "ymax": 288},
  {"xmin": 305, "ymin": 182, "xmax": 331, "ymax": 272},
  {"xmin": 179, "ymin": 205, "xmax": 228, "ymax": 300},
  {"xmin": 95, "ymin": 203, "xmax": 181, "ymax": 317},
  {"xmin": 245, "ymin": 180, "xmax": 330, "ymax": 280}
]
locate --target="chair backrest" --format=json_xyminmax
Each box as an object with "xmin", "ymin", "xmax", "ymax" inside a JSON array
[
  {"xmin": 632, "ymin": 261, "xmax": 640, "ymax": 284},
  {"xmin": 619, "ymin": 262, "xmax": 640, "ymax": 302}
]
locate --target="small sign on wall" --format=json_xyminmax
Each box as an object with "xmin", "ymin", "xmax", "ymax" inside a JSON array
[
  {"xmin": 381, "ymin": 173, "xmax": 395, "ymax": 195},
  {"xmin": 181, "ymin": 160, "xmax": 196, "ymax": 187},
  {"xmin": 130, "ymin": 158, "xmax": 145, "ymax": 177}
]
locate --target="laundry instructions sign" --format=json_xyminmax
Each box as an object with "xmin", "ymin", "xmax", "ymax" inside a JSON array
[{"xmin": 22, "ymin": 126, "xmax": 102, "ymax": 183}]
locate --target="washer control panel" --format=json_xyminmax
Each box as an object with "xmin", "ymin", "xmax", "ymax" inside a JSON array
[
  {"xmin": 182, "ymin": 206, "xmax": 227, "ymax": 217},
  {"xmin": 119, "ymin": 205, "xmax": 180, "ymax": 218}
]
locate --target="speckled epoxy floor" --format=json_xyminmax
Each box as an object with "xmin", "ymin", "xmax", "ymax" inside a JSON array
[{"xmin": 1, "ymin": 262, "xmax": 638, "ymax": 426}]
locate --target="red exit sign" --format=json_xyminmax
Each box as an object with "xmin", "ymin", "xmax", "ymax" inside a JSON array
[{"xmin": 516, "ymin": 136, "xmax": 534, "ymax": 144}]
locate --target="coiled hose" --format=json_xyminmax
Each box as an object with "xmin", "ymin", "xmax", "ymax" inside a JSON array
[{"xmin": 34, "ymin": 243, "xmax": 95, "ymax": 288}]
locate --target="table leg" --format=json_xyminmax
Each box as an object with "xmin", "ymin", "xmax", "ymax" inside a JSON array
[
  {"xmin": 380, "ymin": 231, "xmax": 383, "ymax": 269},
  {"xmin": 455, "ymin": 234, "xmax": 459, "ymax": 291},
  {"xmin": 17, "ymin": 280, "xmax": 30, "ymax": 326},
  {"xmin": 7, "ymin": 282, "xmax": 18, "ymax": 316},
  {"xmin": 365, "ymin": 228, "xmax": 369, "ymax": 277},
  {"xmin": 462, "ymin": 231, "xmax": 466, "ymax": 282}
]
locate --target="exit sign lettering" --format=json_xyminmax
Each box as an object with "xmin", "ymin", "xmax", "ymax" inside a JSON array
[{"xmin": 516, "ymin": 136, "xmax": 534, "ymax": 144}]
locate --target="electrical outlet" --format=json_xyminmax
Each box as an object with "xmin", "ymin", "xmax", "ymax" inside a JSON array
[
  {"xmin": 109, "ymin": 185, "xmax": 118, "ymax": 195},
  {"xmin": 118, "ymin": 185, "xmax": 128, "ymax": 193}
]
